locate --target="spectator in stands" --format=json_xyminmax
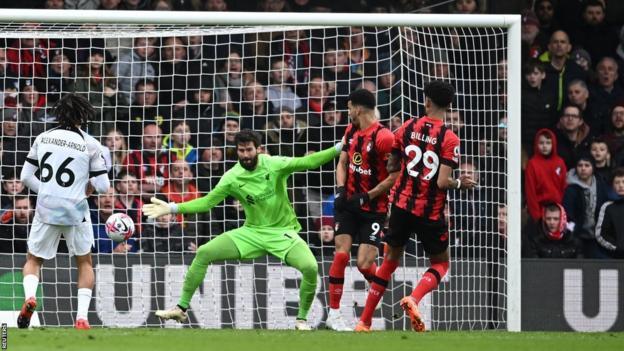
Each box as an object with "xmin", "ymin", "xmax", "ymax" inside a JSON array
[
  {"xmin": 162, "ymin": 120, "xmax": 198, "ymax": 166},
  {"xmin": 204, "ymin": 0, "xmax": 227, "ymax": 11},
  {"xmin": 311, "ymin": 216, "xmax": 335, "ymax": 256},
  {"xmin": 521, "ymin": 9, "xmax": 543, "ymax": 59},
  {"xmin": 1, "ymin": 171, "xmax": 24, "ymax": 210},
  {"xmin": 534, "ymin": 0, "xmax": 558, "ymax": 50},
  {"xmin": 267, "ymin": 58, "xmax": 302, "ymax": 113},
  {"xmin": 120, "ymin": 0, "xmax": 150, "ymax": 10},
  {"xmin": 590, "ymin": 57, "xmax": 623, "ymax": 123},
  {"xmin": 181, "ymin": 77, "xmax": 225, "ymax": 148},
  {"xmin": 555, "ymin": 104, "xmax": 592, "ymax": 170},
  {"xmin": 140, "ymin": 211, "xmax": 192, "ymax": 252},
  {"xmin": 616, "ymin": 26, "xmax": 624, "ymax": 88},
  {"xmin": 522, "ymin": 59, "xmax": 555, "ymax": 153},
  {"xmin": 377, "ymin": 62, "xmax": 402, "ymax": 120},
  {"xmin": 260, "ymin": 0, "xmax": 290, "ymax": 12},
  {"xmin": 113, "ymin": 37, "xmax": 156, "ymax": 104},
  {"xmin": 64, "ymin": 0, "xmax": 100, "ymax": 9},
  {"xmin": 220, "ymin": 116, "xmax": 240, "ymax": 162},
  {"xmin": 1, "ymin": 108, "xmax": 29, "ymax": 169},
  {"xmin": 18, "ymin": 79, "xmax": 52, "ymax": 139},
  {"xmin": 161, "ymin": 159, "xmax": 200, "ymax": 225},
  {"xmin": 6, "ymin": 35, "xmax": 52, "ymax": 79},
  {"xmin": 46, "ymin": 49, "xmax": 74, "ymax": 104},
  {"xmin": 571, "ymin": 48, "xmax": 593, "ymax": 76},
  {"xmin": 540, "ymin": 30, "xmax": 586, "ymax": 113},
  {"xmin": 103, "ymin": 129, "xmax": 128, "ymax": 179},
  {"xmin": 450, "ymin": 0, "xmax": 480, "ymax": 14},
  {"xmin": 123, "ymin": 79, "xmax": 170, "ymax": 149},
  {"xmin": 322, "ymin": 46, "xmax": 350, "ymax": 104},
  {"xmin": 563, "ymin": 154, "xmax": 609, "ymax": 258},
  {"xmin": 197, "ymin": 137, "xmax": 224, "ymax": 194},
  {"xmin": 567, "ymin": 79, "xmax": 605, "ymax": 135},
  {"xmin": 306, "ymin": 76, "xmax": 327, "ymax": 126},
  {"xmin": 342, "ymin": 26, "xmax": 376, "ymax": 78},
  {"xmin": 590, "ymin": 138, "xmax": 613, "ymax": 183},
  {"xmin": 525, "ymin": 129, "xmax": 567, "ymax": 222},
  {"xmin": 99, "ymin": 0, "xmax": 122, "ymax": 9},
  {"xmin": 265, "ymin": 107, "xmax": 308, "ymax": 157},
  {"xmin": 603, "ymin": 107, "xmax": 624, "ymax": 167},
  {"xmin": 124, "ymin": 123, "xmax": 172, "ymax": 201},
  {"xmin": 522, "ymin": 202, "xmax": 577, "ymax": 258},
  {"xmin": 158, "ymin": 36, "xmax": 190, "ymax": 109},
  {"xmin": 114, "ymin": 170, "xmax": 143, "ymax": 234},
  {"xmin": 152, "ymin": 0, "xmax": 172, "ymax": 10},
  {"xmin": 0, "ymin": 195, "xmax": 32, "ymax": 254},
  {"xmin": 74, "ymin": 49, "xmax": 119, "ymax": 134},
  {"xmin": 214, "ymin": 50, "xmax": 243, "ymax": 110},
  {"xmin": 571, "ymin": 0, "xmax": 618, "ymax": 64},
  {"xmin": 44, "ymin": 0, "xmax": 64, "ymax": 9},
  {"xmin": 240, "ymin": 80, "xmax": 270, "ymax": 130},
  {"xmin": 595, "ymin": 167, "xmax": 624, "ymax": 258},
  {"xmin": 91, "ymin": 187, "xmax": 136, "ymax": 253}
]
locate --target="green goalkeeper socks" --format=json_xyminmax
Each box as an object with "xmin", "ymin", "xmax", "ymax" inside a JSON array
[
  {"xmin": 284, "ymin": 242, "xmax": 319, "ymax": 321},
  {"xmin": 178, "ymin": 234, "xmax": 241, "ymax": 309}
]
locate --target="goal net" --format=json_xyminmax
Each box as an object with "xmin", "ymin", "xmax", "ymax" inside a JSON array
[{"xmin": 0, "ymin": 12, "xmax": 518, "ymax": 330}]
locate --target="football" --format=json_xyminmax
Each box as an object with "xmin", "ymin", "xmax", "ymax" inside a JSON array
[{"xmin": 105, "ymin": 213, "xmax": 135, "ymax": 242}]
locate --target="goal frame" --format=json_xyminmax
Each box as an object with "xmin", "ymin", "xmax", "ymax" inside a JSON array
[{"xmin": 0, "ymin": 9, "xmax": 522, "ymax": 332}]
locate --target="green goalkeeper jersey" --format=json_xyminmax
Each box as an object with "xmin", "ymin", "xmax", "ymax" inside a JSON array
[{"xmin": 176, "ymin": 146, "xmax": 339, "ymax": 231}]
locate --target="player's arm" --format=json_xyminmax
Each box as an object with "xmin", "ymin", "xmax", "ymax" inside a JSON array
[
  {"xmin": 437, "ymin": 133, "xmax": 476, "ymax": 190},
  {"xmin": 367, "ymin": 150, "xmax": 400, "ymax": 200},
  {"xmin": 143, "ymin": 175, "xmax": 231, "ymax": 218},
  {"xmin": 20, "ymin": 137, "xmax": 41, "ymax": 192},
  {"xmin": 89, "ymin": 142, "xmax": 111, "ymax": 194},
  {"xmin": 278, "ymin": 142, "xmax": 343, "ymax": 174},
  {"xmin": 333, "ymin": 150, "xmax": 349, "ymax": 211}
]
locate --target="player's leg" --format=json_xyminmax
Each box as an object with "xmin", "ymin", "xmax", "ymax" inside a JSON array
[
  {"xmin": 355, "ymin": 214, "xmax": 385, "ymax": 282},
  {"xmin": 283, "ymin": 241, "xmax": 318, "ymax": 330},
  {"xmin": 401, "ymin": 221, "xmax": 450, "ymax": 332},
  {"xmin": 74, "ymin": 253, "xmax": 94, "ymax": 329},
  {"xmin": 357, "ymin": 206, "xmax": 409, "ymax": 330},
  {"xmin": 67, "ymin": 219, "xmax": 96, "ymax": 329},
  {"xmin": 326, "ymin": 209, "xmax": 356, "ymax": 331},
  {"xmin": 18, "ymin": 216, "xmax": 61, "ymax": 328}
]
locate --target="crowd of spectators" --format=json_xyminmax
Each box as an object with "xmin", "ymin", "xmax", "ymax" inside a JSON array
[
  {"xmin": 0, "ymin": 0, "xmax": 620, "ymax": 260},
  {"xmin": 520, "ymin": 0, "xmax": 624, "ymax": 259}
]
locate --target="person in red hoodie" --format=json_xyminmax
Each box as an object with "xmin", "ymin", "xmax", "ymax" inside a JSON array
[{"xmin": 525, "ymin": 128, "xmax": 568, "ymax": 221}]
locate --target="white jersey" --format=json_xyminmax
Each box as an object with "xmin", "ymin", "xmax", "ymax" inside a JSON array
[{"xmin": 25, "ymin": 126, "xmax": 108, "ymax": 225}]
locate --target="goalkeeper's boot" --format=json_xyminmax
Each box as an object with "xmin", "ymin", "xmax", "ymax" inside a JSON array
[
  {"xmin": 295, "ymin": 319, "xmax": 313, "ymax": 331},
  {"xmin": 75, "ymin": 318, "xmax": 91, "ymax": 330},
  {"xmin": 17, "ymin": 297, "xmax": 37, "ymax": 329},
  {"xmin": 155, "ymin": 305, "xmax": 188, "ymax": 322},
  {"xmin": 354, "ymin": 321, "xmax": 371, "ymax": 333},
  {"xmin": 325, "ymin": 309, "xmax": 352, "ymax": 332},
  {"xmin": 400, "ymin": 296, "xmax": 426, "ymax": 332}
]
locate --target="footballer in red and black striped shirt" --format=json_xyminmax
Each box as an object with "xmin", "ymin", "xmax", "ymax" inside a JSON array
[
  {"xmin": 356, "ymin": 81, "xmax": 477, "ymax": 333},
  {"xmin": 325, "ymin": 89, "xmax": 399, "ymax": 331}
]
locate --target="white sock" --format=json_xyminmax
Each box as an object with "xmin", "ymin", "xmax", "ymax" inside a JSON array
[
  {"xmin": 23, "ymin": 274, "xmax": 39, "ymax": 300},
  {"xmin": 76, "ymin": 288, "xmax": 92, "ymax": 320}
]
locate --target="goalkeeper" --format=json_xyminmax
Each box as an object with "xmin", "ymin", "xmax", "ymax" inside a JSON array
[{"xmin": 145, "ymin": 130, "xmax": 342, "ymax": 330}]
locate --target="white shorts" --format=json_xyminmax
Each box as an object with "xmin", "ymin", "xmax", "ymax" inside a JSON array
[{"xmin": 27, "ymin": 213, "xmax": 94, "ymax": 260}]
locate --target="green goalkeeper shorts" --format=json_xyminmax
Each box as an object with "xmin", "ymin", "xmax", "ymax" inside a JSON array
[{"xmin": 224, "ymin": 226, "xmax": 307, "ymax": 261}]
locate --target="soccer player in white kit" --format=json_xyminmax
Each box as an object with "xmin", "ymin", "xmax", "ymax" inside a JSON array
[{"xmin": 17, "ymin": 94, "xmax": 110, "ymax": 329}]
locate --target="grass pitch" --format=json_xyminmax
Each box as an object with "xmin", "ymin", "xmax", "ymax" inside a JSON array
[{"xmin": 6, "ymin": 328, "xmax": 624, "ymax": 351}]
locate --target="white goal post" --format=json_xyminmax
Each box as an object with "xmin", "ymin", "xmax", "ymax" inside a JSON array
[{"xmin": 0, "ymin": 10, "xmax": 521, "ymax": 331}]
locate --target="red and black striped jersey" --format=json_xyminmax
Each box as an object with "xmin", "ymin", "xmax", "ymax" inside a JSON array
[
  {"xmin": 390, "ymin": 116, "xmax": 460, "ymax": 222},
  {"xmin": 342, "ymin": 121, "xmax": 394, "ymax": 213}
]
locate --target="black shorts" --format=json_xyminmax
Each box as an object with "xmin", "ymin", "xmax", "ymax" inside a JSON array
[
  {"xmin": 384, "ymin": 205, "xmax": 449, "ymax": 255},
  {"xmin": 334, "ymin": 208, "xmax": 385, "ymax": 246}
]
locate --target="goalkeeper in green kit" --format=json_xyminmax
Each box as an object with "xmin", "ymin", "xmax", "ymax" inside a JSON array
[{"xmin": 144, "ymin": 130, "xmax": 342, "ymax": 330}]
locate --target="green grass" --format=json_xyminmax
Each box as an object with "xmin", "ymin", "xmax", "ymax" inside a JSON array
[{"xmin": 6, "ymin": 328, "xmax": 624, "ymax": 351}]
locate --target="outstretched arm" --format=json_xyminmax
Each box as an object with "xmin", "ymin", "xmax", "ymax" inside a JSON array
[
  {"xmin": 279, "ymin": 143, "xmax": 342, "ymax": 174},
  {"xmin": 20, "ymin": 159, "xmax": 41, "ymax": 193},
  {"xmin": 143, "ymin": 178, "xmax": 230, "ymax": 218}
]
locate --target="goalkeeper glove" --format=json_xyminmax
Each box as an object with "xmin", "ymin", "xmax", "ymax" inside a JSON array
[
  {"xmin": 143, "ymin": 197, "xmax": 178, "ymax": 219},
  {"xmin": 334, "ymin": 186, "xmax": 347, "ymax": 212},
  {"xmin": 346, "ymin": 192, "xmax": 370, "ymax": 211}
]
